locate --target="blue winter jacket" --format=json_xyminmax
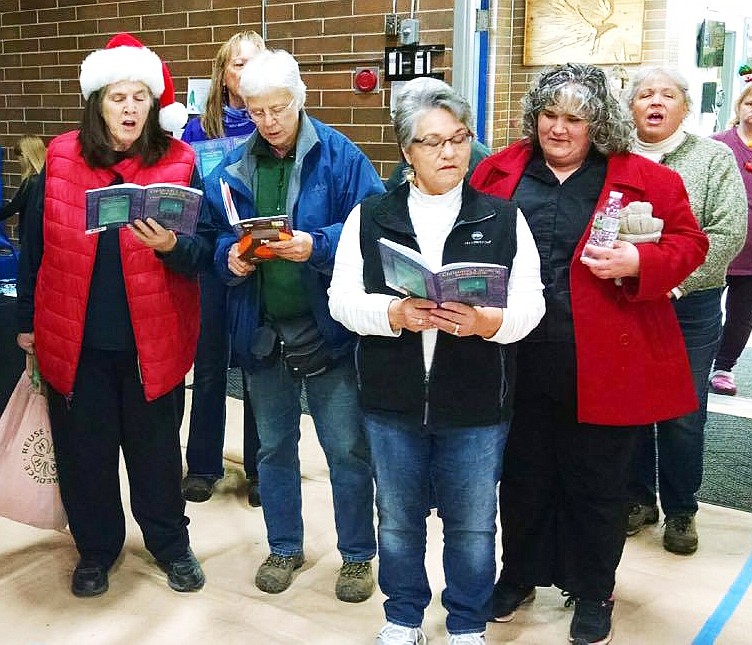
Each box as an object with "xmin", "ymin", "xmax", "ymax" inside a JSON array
[{"xmin": 206, "ymin": 112, "xmax": 386, "ymax": 371}]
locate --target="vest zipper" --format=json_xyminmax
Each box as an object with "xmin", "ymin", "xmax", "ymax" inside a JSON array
[{"xmin": 422, "ymin": 371, "xmax": 430, "ymax": 426}]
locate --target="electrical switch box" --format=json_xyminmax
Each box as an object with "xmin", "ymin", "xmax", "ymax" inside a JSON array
[
  {"xmin": 399, "ymin": 18, "xmax": 420, "ymax": 45},
  {"xmin": 384, "ymin": 44, "xmax": 445, "ymax": 82},
  {"xmin": 385, "ymin": 14, "xmax": 401, "ymax": 37}
]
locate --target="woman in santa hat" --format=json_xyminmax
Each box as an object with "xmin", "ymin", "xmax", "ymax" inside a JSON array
[{"xmin": 16, "ymin": 33, "xmax": 213, "ymax": 598}]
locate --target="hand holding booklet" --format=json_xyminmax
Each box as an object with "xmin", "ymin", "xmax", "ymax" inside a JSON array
[
  {"xmin": 219, "ymin": 177, "xmax": 293, "ymax": 263},
  {"xmin": 234, "ymin": 215, "xmax": 293, "ymax": 263},
  {"xmin": 85, "ymin": 183, "xmax": 203, "ymax": 235},
  {"xmin": 378, "ymin": 238, "xmax": 508, "ymax": 308}
]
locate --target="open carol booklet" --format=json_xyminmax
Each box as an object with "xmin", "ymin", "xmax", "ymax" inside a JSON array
[
  {"xmin": 218, "ymin": 177, "xmax": 293, "ymax": 263},
  {"xmin": 234, "ymin": 215, "xmax": 293, "ymax": 263},
  {"xmin": 85, "ymin": 183, "xmax": 203, "ymax": 235},
  {"xmin": 378, "ymin": 237, "xmax": 508, "ymax": 308},
  {"xmin": 190, "ymin": 134, "xmax": 251, "ymax": 180}
]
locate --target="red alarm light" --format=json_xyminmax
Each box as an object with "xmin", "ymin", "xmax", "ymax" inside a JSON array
[{"xmin": 354, "ymin": 67, "xmax": 379, "ymax": 93}]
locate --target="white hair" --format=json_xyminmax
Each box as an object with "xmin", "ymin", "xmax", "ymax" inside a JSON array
[{"xmin": 239, "ymin": 49, "xmax": 306, "ymax": 107}]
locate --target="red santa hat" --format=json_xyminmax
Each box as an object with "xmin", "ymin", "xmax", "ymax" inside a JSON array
[{"xmin": 79, "ymin": 32, "xmax": 188, "ymax": 131}]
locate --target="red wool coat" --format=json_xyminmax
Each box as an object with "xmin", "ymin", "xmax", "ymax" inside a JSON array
[
  {"xmin": 471, "ymin": 139, "xmax": 709, "ymax": 426},
  {"xmin": 34, "ymin": 131, "xmax": 200, "ymax": 401}
]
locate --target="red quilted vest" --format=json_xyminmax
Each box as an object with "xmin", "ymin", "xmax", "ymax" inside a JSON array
[{"xmin": 35, "ymin": 131, "xmax": 200, "ymax": 401}]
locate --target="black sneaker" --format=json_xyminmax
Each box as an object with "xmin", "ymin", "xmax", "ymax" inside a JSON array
[
  {"xmin": 569, "ymin": 598, "xmax": 614, "ymax": 644},
  {"xmin": 71, "ymin": 559, "xmax": 109, "ymax": 597},
  {"xmin": 181, "ymin": 475, "xmax": 215, "ymax": 503},
  {"xmin": 663, "ymin": 514, "xmax": 698, "ymax": 554},
  {"xmin": 491, "ymin": 581, "xmax": 536, "ymax": 622},
  {"xmin": 159, "ymin": 548, "xmax": 205, "ymax": 592},
  {"xmin": 626, "ymin": 503, "xmax": 659, "ymax": 536},
  {"xmin": 247, "ymin": 475, "xmax": 261, "ymax": 508}
]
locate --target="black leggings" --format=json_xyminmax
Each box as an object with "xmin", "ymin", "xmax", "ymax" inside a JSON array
[{"xmin": 714, "ymin": 275, "xmax": 752, "ymax": 372}]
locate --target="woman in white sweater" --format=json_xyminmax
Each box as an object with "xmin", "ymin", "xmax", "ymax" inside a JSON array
[{"xmin": 329, "ymin": 77, "xmax": 544, "ymax": 645}]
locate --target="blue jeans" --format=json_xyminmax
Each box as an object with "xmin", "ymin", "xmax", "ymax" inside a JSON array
[
  {"xmin": 364, "ymin": 412, "xmax": 506, "ymax": 635},
  {"xmin": 629, "ymin": 288, "xmax": 722, "ymax": 516},
  {"xmin": 245, "ymin": 355, "xmax": 375, "ymax": 561},
  {"xmin": 186, "ymin": 270, "xmax": 259, "ymax": 480}
]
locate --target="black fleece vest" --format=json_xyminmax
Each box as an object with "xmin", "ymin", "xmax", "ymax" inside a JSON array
[{"xmin": 358, "ymin": 181, "xmax": 518, "ymax": 430}]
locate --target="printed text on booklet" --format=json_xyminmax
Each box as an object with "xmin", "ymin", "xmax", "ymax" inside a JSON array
[
  {"xmin": 85, "ymin": 183, "xmax": 203, "ymax": 235},
  {"xmin": 378, "ymin": 237, "xmax": 508, "ymax": 308}
]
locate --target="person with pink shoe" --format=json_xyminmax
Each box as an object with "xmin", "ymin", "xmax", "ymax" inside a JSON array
[{"xmin": 710, "ymin": 76, "xmax": 752, "ymax": 396}]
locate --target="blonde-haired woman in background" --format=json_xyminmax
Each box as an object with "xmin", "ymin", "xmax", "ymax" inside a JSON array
[
  {"xmin": 181, "ymin": 31, "xmax": 266, "ymax": 507},
  {"xmin": 182, "ymin": 30, "xmax": 265, "ymax": 141},
  {"xmin": 1, "ymin": 135, "xmax": 47, "ymax": 242}
]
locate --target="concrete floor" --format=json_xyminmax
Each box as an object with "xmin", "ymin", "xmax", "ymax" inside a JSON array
[{"xmin": 1, "ymin": 388, "xmax": 751, "ymax": 644}]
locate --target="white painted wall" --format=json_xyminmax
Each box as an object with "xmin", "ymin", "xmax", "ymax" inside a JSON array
[{"xmin": 666, "ymin": 0, "xmax": 751, "ymax": 134}]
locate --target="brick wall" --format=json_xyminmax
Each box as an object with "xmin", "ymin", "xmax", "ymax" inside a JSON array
[{"xmin": 0, "ymin": 0, "xmax": 456, "ymax": 239}]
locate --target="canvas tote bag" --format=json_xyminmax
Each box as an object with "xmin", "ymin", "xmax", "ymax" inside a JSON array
[{"xmin": 0, "ymin": 356, "xmax": 67, "ymax": 530}]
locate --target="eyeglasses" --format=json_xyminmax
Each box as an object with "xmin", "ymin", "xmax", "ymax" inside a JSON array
[
  {"xmin": 412, "ymin": 131, "xmax": 473, "ymax": 150},
  {"xmin": 248, "ymin": 97, "xmax": 297, "ymax": 123}
]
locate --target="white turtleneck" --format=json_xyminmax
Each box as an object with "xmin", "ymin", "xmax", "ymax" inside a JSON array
[
  {"xmin": 329, "ymin": 180, "xmax": 545, "ymax": 371},
  {"xmin": 633, "ymin": 128, "xmax": 687, "ymax": 162}
]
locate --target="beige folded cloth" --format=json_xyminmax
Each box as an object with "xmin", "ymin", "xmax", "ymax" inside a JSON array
[{"xmin": 618, "ymin": 201, "xmax": 663, "ymax": 244}]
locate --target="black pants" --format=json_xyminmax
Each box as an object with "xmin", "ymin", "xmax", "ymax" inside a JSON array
[
  {"xmin": 498, "ymin": 342, "xmax": 639, "ymax": 600},
  {"xmin": 49, "ymin": 347, "xmax": 189, "ymax": 568},
  {"xmin": 715, "ymin": 275, "xmax": 752, "ymax": 372}
]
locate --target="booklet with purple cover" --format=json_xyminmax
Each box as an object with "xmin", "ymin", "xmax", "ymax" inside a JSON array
[
  {"xmin": 85, "ymin": 183, "xmax": 203, "ymax": 235},
  {"xmin": 378, "ymin": 237, "xmax": 508, "ymax": 307},
  {"xmin": 190, "ymin": 134, "xmax": 251, "ymax": 180}
]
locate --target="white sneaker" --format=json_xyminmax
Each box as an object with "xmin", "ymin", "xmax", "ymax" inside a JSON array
[
  {"xmin": 376, "ymin": 622, "xmax": 428, "ymax": 645},
  {"xmin": 447, "ymin": 633, "xmax": 485, "ymax": 644}
]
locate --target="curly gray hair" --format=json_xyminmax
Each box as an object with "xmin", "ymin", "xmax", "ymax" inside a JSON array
[{"xmin": 522, "ymin": 63, "xmax": 633, "ymax": 155}]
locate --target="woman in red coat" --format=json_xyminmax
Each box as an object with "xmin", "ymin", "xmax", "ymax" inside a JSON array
[{"xmin": 471, "ymin": 63, "xmax": 707, "ymax": 645}]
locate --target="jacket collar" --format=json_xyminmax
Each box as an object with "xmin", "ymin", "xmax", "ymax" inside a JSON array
[
  {"xmin": 603, "ymin": 152, "xmax": 647, "ymax": 197},
  {"xmin": 486, "ymin": 138, "xmax": 650, "ymax": 202},
  {"xmin": 224, "ymin": 110, "xmax": 320, "ymax": 194}
]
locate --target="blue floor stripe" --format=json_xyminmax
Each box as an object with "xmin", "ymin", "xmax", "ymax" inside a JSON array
[{"xmin": 692, "ymin": 545, "xmax": 752, "ymax": 644}]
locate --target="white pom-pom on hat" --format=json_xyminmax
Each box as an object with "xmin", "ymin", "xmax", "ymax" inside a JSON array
[
  {"xmin": 157, "ymin": 59, "xmax": 188, "ymax": 131},
  {"xmin": 79, "ymin": 32, "xmax": 188, "ymax": 131}
]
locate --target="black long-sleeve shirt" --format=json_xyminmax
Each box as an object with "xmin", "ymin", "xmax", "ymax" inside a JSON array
[
  {"xmin": 0, "ymin": 175, "xmax": 41, "ymax": 242},
  {"xmin": 513, "ymin": 147, "xmax": 607, "ymax": 343}
]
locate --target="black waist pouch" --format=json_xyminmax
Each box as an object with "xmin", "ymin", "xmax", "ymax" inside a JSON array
[{"xmin": 275, "ymin": 314, "xmax": 333, "ymax": 378}]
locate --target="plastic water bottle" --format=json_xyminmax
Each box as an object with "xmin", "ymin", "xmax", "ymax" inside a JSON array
[{"xmin": 582, "ymin": 190, "xmax": 623, "ymax": 259}]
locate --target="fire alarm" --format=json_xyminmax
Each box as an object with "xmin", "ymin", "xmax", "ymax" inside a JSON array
[{"xmin": 354, "ymin": 67, "xmax": 379, "ymax": 93}]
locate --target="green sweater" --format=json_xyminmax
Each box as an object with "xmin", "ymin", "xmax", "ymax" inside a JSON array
[{"xmin": 661, "ymin": 134, "xmax": 747, "ymax": 295}]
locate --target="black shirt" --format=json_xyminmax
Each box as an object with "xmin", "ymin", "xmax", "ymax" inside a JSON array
[
  {"xmin": 513, "ymin": 146, "xmax": 607, "ymax": 343},
  {"xmin": 0, "ymin": 175, "xmax": 41, "ymax": 243}
]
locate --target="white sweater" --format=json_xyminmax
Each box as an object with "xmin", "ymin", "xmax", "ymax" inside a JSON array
[{"xmin": 329, "ymin": 181, "xmax": 545, "ymax": 370}]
